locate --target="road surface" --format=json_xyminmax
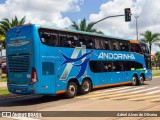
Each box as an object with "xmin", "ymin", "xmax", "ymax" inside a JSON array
[{"xmin": 0, "ymin": 76, "xmax": 160, "ymax": 120}]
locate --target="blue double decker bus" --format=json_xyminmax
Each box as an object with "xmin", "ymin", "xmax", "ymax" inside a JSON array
[{"xmin": 6, "ymin": 24, "xmax": 153, "ymax": 98}]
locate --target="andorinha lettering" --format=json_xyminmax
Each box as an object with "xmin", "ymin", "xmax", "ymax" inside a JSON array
[{"xmin": 98, "ymin": 52, "xmax": 135, "ymax": 60}]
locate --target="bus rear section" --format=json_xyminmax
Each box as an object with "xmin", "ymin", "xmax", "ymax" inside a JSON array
[{"xmin": 6, "ymin": 24, "xmax": 37, "ymax": 94}]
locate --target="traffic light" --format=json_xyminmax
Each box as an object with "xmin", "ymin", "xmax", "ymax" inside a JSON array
[{"xmin": 125, "ymin": 8, "xmax": 131, "ymax": 22}]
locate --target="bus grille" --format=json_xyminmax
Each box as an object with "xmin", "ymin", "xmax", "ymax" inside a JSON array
[{"xmin": 8, "ymin": 53, "xmax": 30, "ymax": 72}]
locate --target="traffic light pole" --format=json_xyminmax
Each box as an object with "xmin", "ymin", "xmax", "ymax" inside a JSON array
[
  {"xmin": 92, "ymin": 8, "xmax": 131, "ymax": 25},
  {"xmin": 92, "ymin": 14, "xmax": 125, "ymax": 25}
]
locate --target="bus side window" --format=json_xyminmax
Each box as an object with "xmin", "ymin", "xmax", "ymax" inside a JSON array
[
  {"xmin": 111, "ymin": 40, "xmax": 119, "ymax": 51},
  {"xmin": 89, "ymin": 61, "xmax": 97, "ymax": 72},
  {"xmin": 60, "ymin": 33, "xmax": 77, "ymax": 48},
  {"xmin": 103, "ymin": 61, "xmax": 112, "ymax": 72},
  {"xmin": 130, "ymin": 43, "xmax": 142, "ymax": 54},
  {"xmin": 123, "ymin": 61, "xmax": 131, "ymax": 71},
  {"xmin": 119, "ymin": 41, "xmax": 129, "ymax": 51},
  {"xmin": 95, "ymin": 38, "xmax": 105, "ymax": 49},
  {"xmin": 40, "ymin": 31, "xmax": 58, "ymax": 46},
  {"xmin": 66, "ymin": 35, "xmax": 77, "ymax": 48},
  {"xmin": 130, "ymin": 61, "xmax": 143, "ymax": 70},
  {"xmin": 86, "ymin": 37, "xmax": 94, "ymax": 49},
  {"xmin": 95, "ymin": 38, "xmax": 100, "ymax": 49},
  {"xmin": 104, "ymin": 40, "xmax": 110, "ymax": 50},
  {"xmin": 78, "ymin": 35, "xmax": 86, "ymax": 46},
  {"xmin": 113, "ymin": 61, "xmax": 124, "ymax": 71},
  {"xmin": 89, "ymin": 61, "xmax": 112, "ymax": 73},
  {"xmin": 59, "ymin": 34, "xmax": 67, "ymax": 47}
]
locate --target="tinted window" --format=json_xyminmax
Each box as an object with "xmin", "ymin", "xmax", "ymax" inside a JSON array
[
  {"xmin": 95, "ymin": 38, "xmax": 105, "ymax": 49},
  {"xmin": 104, "ymin": 40, "xmax": 110, "ymax": 50},
  {"xmin": 78, "ymin": 35, "xmax": 94, "ymax": 49},
  {"xmin": 111, "ymin": 40, "xmax": 119, "ymax": 50},
  {"xmin": 130, "ymin": 43, "xmax": 142, "ymax": 54},
  {"xmin": 39, "ymin": 29, "xmax": 58, "ymax": 46},
  {"xmin": 113, "ymin": 61, "xmax": 124, "ymax": 71},
  {"xmin": 130, "ymin": 61, "xmax": 143, "ymax": 70},
  {"xmin": 113, "ymin": 61, "xmax": 130, "ymax": 71},
  {"xmin": 119, "ymin": 41, "xmax": 129, "ymax": 51},
  {"xmin": 86, "ymin": 37, "xmax": 94, "ymax": 49},
  {"xmin": 140, "ymin": 43, "xmax": 150, "ymax": 54},
  {"xmin": 59, "ymin": 32, "xmax": 78, "ymax": 48},
  {"xmin": 89, "ymin": 61, "xmax": 112, "ymax": 73}
]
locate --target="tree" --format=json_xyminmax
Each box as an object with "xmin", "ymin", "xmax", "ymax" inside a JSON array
[
  {"xmin": 141, "ymin": 30, "xmax": 160, "ymax": 53},
  {"xmin": 0, "ymin": 16, "xmax": 26, "ymax": 48},
  {"xmin": 71, "ymin": 18, "xmax": 103, "ymax": 34},
  {"xmin": 154, "ymin": 51, "xmax": 160, "ymax": 69}
]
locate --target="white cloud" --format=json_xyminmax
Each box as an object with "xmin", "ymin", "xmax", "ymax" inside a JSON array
[
  {"xmin": 89, "ymin": 0, "xmax": 160, "ymax": 53},
  {"xmin": 0, "ymin": 0, "xmax": 82, "ymax": 27}
]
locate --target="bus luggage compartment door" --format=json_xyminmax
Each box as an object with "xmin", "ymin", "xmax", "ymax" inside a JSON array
[{"xmin": 40, "ymin": 61, "xmax": 56, "ymax": 94}]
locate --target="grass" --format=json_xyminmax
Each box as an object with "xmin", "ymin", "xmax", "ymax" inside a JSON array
[
  {"xmin": 0, "ymin": 76, "xmax": 6, "ymax": 82},
  {"xmin": 153, "ymin": 73, "xmax": 160, "ymax": 77},
  {"xmin": 152, "ymin": 67, "xmax": 160, "ymax": 70},
  {"xmin": 0, "ymin": 88, "xmax": 10, "ymax": 96}
]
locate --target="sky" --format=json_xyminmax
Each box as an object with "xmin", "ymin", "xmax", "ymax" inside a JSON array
[{"xmin": 0, "ymin": 0, "xmax": 160, "ymax": 53}]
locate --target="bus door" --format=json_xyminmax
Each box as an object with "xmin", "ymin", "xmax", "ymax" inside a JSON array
[{"xmin": 40, "ymin": 45, "xmax": 56, "ymax": 94}]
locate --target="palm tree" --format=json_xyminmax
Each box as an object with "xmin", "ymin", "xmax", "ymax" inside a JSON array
[
  {"xmin": 141, "ymin": 30, "xmax": 160, "ymax": 52},
  {"xmin": 71, "ymin": 18, "xmax": 103, "ymax": 34},
  {"xmin": 0, "ymin": 16, "xmax": 26, "ymax": 48}
]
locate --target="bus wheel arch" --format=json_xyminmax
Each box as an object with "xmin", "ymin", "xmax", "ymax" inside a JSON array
[
  {"xmin": 65, "ymin": 78, "xmax": 79, "ymax": 98},
  {"xmin": 132, "ymin": 74, "xmax": 138, "ymax": 86},
  {"xmin": 80, "ymin": 77, "xmax": 92, "ymax": 95},
  {"xmin": 139, "ymin": 73, "xmax": 145, "ymax": 85}
]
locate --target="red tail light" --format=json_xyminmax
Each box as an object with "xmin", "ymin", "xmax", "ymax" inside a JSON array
[{"xmin": 30, "ymin": 68, "xmax": 38, "ymax": 84}]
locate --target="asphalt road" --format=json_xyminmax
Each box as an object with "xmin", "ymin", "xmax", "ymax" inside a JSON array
[{"xmin": 0, "ymin": 77, "xmax": 160, "ymax": 120}]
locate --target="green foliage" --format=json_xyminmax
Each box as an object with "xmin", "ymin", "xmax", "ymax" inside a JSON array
[
  {"xmin": 0, "ymin": 88, "xmax": 10, "ymax": 96},
  {"xmin": 155, "ymin": 51, "xmax": 160, "ymax": 60},
  {"xmin": 141, "ymin": 30, "xmax": 160, "ymax": 52},
  {"xmin": 0, "ymin": 16, "xmax": 26, "ymax": 48},
  {"xmin": 71, "ymin": 18, "xmax": 103, "ymax": 34},
  {"xmin": 0, "ymin": 76, "xmax": 6, "ymax": 82},
  {"xmin": 153, "ymin": 73, "xmax": 160, "ymax": 76}
]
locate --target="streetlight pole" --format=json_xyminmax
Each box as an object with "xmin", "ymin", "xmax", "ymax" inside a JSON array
[{"xmin": 135, "ymin": 16, "xmax": 139, "ymax": 40}]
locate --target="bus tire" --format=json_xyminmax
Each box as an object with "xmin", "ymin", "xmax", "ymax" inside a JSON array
[
  {"xmin": 139, "ymin": 75, "xmax": 144, "ymax": 85},
  {"xmin": 132, "ymin": 75, "xmax": 138, "ymax": 86},
  {"xmin": 65, "ymin": 82, "xmax": 77, "ymax": 98},
  {"xmin": 80, "ymin": 79, "xmax": 92, "ymax": 95}
]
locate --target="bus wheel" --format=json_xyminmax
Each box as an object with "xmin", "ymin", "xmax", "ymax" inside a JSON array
[
  {"xmin": 139, "ymin": 75, "xmax": 144, "ymax": 85},
  {"xmin": 80, "ymin": 79, "xmax": 92, "ymax": 95},
  {"xmin": 65, "ymin": 82, "xmax": 77, "ymax": 98},
  {"xmin": 132, "ymin": 75, "xmax": 138, "ymax": 86}
]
